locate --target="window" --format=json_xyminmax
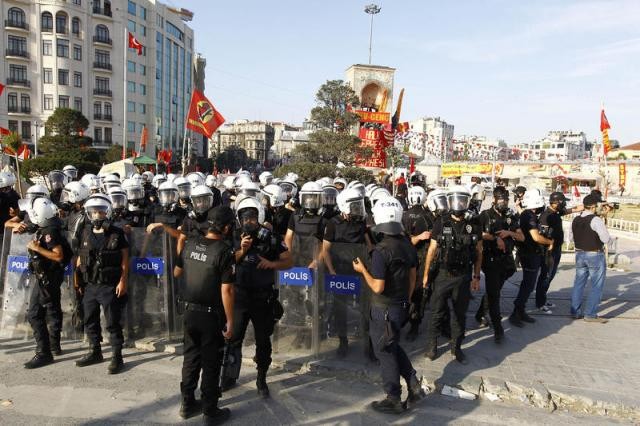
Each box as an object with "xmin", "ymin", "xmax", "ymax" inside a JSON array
[
  {"xmin": 95, "ymin": 49, "xmax": 110, "ymax": 64},
  {"xmin": 8, "ymin": 36, "xmax": 27, "ymax": 55},
  {"xmin": 9, "ymin": 65, "xmax": 27, "ymax": 81},
  {"xmin": 57, "ymin": 39, "xmax": 69, "ymax": 57},
  {"xmin": 127, "ymin": 121, "xmax": 136, "ymax": 132},
  {"xmin": 127, "ymin": 20, "xmax": 136, "ymax": 33},
  {"xmin": 73, "ymin": 0, "xmax": 82, "ymax": 5},
  {"xmin": 55, "ymin": 12, "xmax": 68, "ymax": 34},
  {"xmin": 95, "ymin": 24, "xmax": 109, "ymax": 41},
  {"xmin": 156, "ymin": 13, "xmax": 163, "ymax": 28},
  {"xmin": 58, "ymin": 69, "xmax": 69, "ymax": 86},
  {"xmin": 94, "ymin": 127, "xmax": 102, "ymax": 142},
  {"xmin": 166, "ymin": 22, "xmax": 184, "ymax": 41},
  {"xmin": 44, "ymin": 95, "xmax": 54, "ymax": 110},
  {"xmin": 94, "ymin": 102, "xmax": 102, "ymax": 115},
  {"xmin": 7, "ymin": 93, "xmax": 18, "ymax": 112},
  {"xmin": 21, "ymin": 121, "xmax": 31, "ymax": 140},
  {"xmin": 141, "ymin": 25, "xmax": 146, "ymax": 37},
  {"xmin": 41, "ymin": 12, "xmax": 53, "ymax": 31},
  {"xmin": 74, "ymin": 97, "xmax": 82, "ymax": 111},
  {"xmin": 139, "ymin": 65, "xmax": 146, "ymax": 76},
  {"xmin": 127, "ymin": 81, "xmax": 136, "ymax": 93},
  {"xmin": 139, "ymin": 103, "xmax": 146, "ymax": 114},
  {"xmin": 72, "ymin": 17, "xmax": 80, "ymax": 35},
  {"xmin": 42, "ymin": 40, "xmax": 52, "ymax": 56},
  {"xmin": 8, "ymin": 7, "xmax": 26, "ymax": 27},
  {"xmin": 59, "ymin": 96, "xmax": 70, "ymax": 108},
  {"xmin": 139, "ymin": 84, "xmax": 146, "ymax": 95},
  {"xmin": 140, "ymin": 6, "xmax": 147, "ymax": 20},
  {"xmin": 557, "ymin": 143, "xmax": 564, "ymax": 149},
  {"xmin": 73, "ymin": 44, "xmax": 82, "ymax": 60},
  {"xmin": 138, "ymin": 123, "xmax": 145, "ymax": 133},
  {"xmin": 127, "ymin": 101, "xmax": 136, "ymax": 112},
  {"xmin": 127, "ymin": 60, "xmax": 136, "ymax": 72},
  {"xmin": 104, "ymin": 103, "xmax": 112, "ymax": 117},
  {"xmin": 128, "ymin": 1, "xmax": 137, "ymax": 15},
  {"xmin": 74, "ymin": 72, "xmax": 82, "ymax": 87},
  {"xmin": 21, "ymin": 94, "xmax": 30, "ymax": 112},
  {"xmin": 105, "ymin": 127, "xmax": 112, "ymax": 142},
  {"xmin": 95, "ymin": 77, "xmax": 109, "ymax": 90},
  {"xmin": 43, "ymin": 68, "xmax": 53, "ymax": 84},
  {"xmin": 8, "ymin": 120, "xmax": 18, "ymax": 133}
]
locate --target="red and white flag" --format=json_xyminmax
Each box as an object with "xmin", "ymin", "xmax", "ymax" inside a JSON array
[{"xmin": 128, "ymin": 32, "xmax": 143, "ymax": 55}]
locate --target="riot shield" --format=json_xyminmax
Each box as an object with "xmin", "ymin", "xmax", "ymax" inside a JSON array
[
  {"xmin": 321, "ymin": 242, "xmax": 370, "ymax": 356},
  {"xmin": 61, "ymin": 231, "xmax": 82, "ymax": 340},
  {"xmin": 274, "ymin": 233, "xmax": 320, "ymax": 356},
  {"xmin": 0, "ymin": 231, "xmax": 34, "ymax": 338},
  {"xmin": 0, "ymin": 227, "xmax": 12, "ymax": 295},
  {"xmin": 125, "ymin": 228, "xmax": 172, "ymax": 342},
  {"xmin": 163, "ymin": 231, "xmax": 183, "ymax": 340}
]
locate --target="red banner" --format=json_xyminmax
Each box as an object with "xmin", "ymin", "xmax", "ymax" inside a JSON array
[
  {"xmin": 355, "ymin": 110, "xmax": 390, "ymax": 124},
  {"xmin": 619, "ymin": 163, "xmax": 626, "ymax": 187},
  {"xmin": 357, "ymin": 128, "xmax": 386, "ymax": 168},
  {"xmin": 186, "ymin": 90, "xmax": 225, "ymax": 139}
]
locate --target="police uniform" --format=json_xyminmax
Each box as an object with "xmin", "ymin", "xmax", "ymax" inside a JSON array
[
  {"xmin": 535, "ymin": 207, "xmax": 563, "ymax": 309},
  {"xmin": 26, "ymin": 218, "xmax": 66, "ymax": 362},
  {"xmin": 269, "ymin": 205, "xmax": 293, "ymax": 237},
  {"xmin": 0, "ymin": 188, "xmax": 20, "ymax": 243},
  {"xmin": 178, "ymin": 235, "xmax": 234, "ymax": 418},
  {"xmin": 511, "ymin": 209, "xmax": 544, "ymax": 322},
  {"xmin": 475, "ymin": 206, "xmax": 519, "ymax": 337},
  {"xmin": 426, "ymin": 215, "xmax": 481, "ymax": 358},
  {"xmin": 76, "ymin": 223, "xmax": 129, "ymax": 369}
]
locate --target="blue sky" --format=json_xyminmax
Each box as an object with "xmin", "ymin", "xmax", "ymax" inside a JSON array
[{"xmin": 185, "ymin": 0, "xmax": 639, "ymax": 145}]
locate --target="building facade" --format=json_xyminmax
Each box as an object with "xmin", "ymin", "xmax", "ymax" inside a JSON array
[
  {"xmin": 0, "ymin": 0, "xmax": 195, "ymax": 157},
  {"xmin": 452, "ymin": 135, "xmax": 509, "ymax": 161},
  {"xmin": 409, "ymin": 116, "xmax": 455, "ymax": 161},
  {"xmin": 512, "ymin": 131, "xmax": 592, "ymax": 162},
  {"xmin": 211, "ymin": 120, "xmax": 275, "ymax": 163}
]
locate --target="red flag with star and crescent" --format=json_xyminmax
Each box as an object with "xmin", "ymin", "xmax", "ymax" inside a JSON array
[
  {"xmin": 186, "ymin": 90, "xmax": 225, "ymax": 138},
  {"xmin": 128, "ymin": 32, "xmax": 143, "ymax": 55}
]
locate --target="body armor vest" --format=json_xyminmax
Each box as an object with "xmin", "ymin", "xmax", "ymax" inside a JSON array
[
  {"xmin": 371, "ymin": 235, "xmax": 414, "ymax": 306},
  {"xmin": 182, "ymin": 237, "xmax": 228, "ymax": 307},
  {"xmin": 437, "ymin": 216, "xmax": 478, "ymax": 275},
  {"xmin": 78, "ymin": 226, "xmax": 124, "ymax": 286}
]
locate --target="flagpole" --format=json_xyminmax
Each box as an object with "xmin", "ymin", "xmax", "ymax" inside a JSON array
[
  {"xmin": 122, "ymin": 29, "xmax": 128, "ymax": 161},
  {"xmin": 181, "ymin": 91, "xmax": 194, "ymax": 176},
  {"xmin": 601, "ymin": 102, "xmax": 608, "ymax": 197}
]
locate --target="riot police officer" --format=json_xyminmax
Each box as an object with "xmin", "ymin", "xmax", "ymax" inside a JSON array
[
  {"xmin": 174, "ymin": 206, "xmax": 235, "ymax": 423},
  {"xmin": 261, "ymin": 184, "xmax": 291, "ymax": 237},
  {"xmin": 23, "ymin": 198, "xmax": 68, "ymax": 368},
  {"xmin": 509, "ymin": 190, "xmax": 553, "ymax": 327},
  {"xmin": 63, "ymin": 165, "xmax": 78, "ymax": 182},
  {"xmin": 352, "ymin": 195, "xmax": 426, "ymax": 414},
  {"xmin": 423, "ymin": 186, "xmax": 483, "ymax": 364},
  {"xmin": 402, "ymin": 186, "xmax": 432, "ymax": 341},
  {"xmin": 222, "ymin": 197, "xmax": 292, "ymax": 397},
  {"xmin": 122, "ymin": 178, "xmax": 153, "ymax": 228},
  {"xmin": 0, "ymin": 171, "xmax": 20, "ymax": 239},
  {"xmin": 178, "ymin": 185, "xmax": 216, "ymax": 254},
  {"xmin": 146, "ymin": 181, "xmax": 187, "ymax": 239},
  {"xmin": 47, "ymin": 170, "xmax": 68, "ymax": 206},
  {"xmin": 321, "ymin": 184, "xmax": 340, "ymax": 220},
  {"xmin": 60, "ymin": 181, "xmax": 91, "ymax": 249},
  {"xmin": 475, "ymin": 187, "xmax": 524, "ymax": 342},
  {"xmin": 75, "ymin": 195, "xmax": 130, "ymax": 374},
  {"xmin": 205, "ymin": 174, "xmax": 223, "ymax": 208}
]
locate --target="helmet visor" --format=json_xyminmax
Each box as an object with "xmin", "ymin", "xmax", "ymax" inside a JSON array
[
  {"xmin": 159, "ymin": 189, "xmax": 178, "ymax": 206},
  {"xmin": 48, "ymin": 172, "xmax": 66, "ymax": 190},
  {"xmin": 448, "ymin": 194, "xmax": 470, "ymax": 212},
  {"xmin": 177, "ymin": 184, "xmax": 191, "ymax": 199},
  {"xmin": 323, "ymin": 188, "xmax": 338, "ymax": 206},
  {"xmin": 110, "ymin": 194, "xmax": 127, "ymax": 209},
  {"xmin": 125, "ymin": 187, "xmax": 144, "ymax": 201},
  {"xmin": 346, "ymin": 198, "xmax": 366, "ymax": 217},
  {"xmin": 301, "ymin": 193, "xmax": 322, "ymax": 210},
  {"xmin": 86, "ymin": 205, "xmax": 109, "ymax": 221},
  {"xmin": 60, "ymin": 190, "xmax": 73, "ymax": 204},
  {"xmin": 64, "ymin": 169, "xmax": 78, "ymax": 180},
  {"xmin": 279, "ymin": 183, "xmax": 295, "ymax": 197},
  {"xmin": 432, "ymin": 194, "xmax": 449, "ymax": 212},
  {"xmin": 192, "ymin": 194, "xmax": 213, "ymax": 214}
]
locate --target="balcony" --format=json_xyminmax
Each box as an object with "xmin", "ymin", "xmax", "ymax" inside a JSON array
[
  {"xmin": 92, "ymin": 7, "xmax": 113, "ymax": 18},
  {"xmin": 7, "ymin": 105, "xmax": 31, "ymax": 114},
  {"xmin": 92, "ymin": 35, "xmax": 112, "ymax": 46},
  {"xmin": 93, "ymin": 88, "xmax": 112, "ymax": 97},
  {"xmin": 4, "ymin": 20, "xmax": 29, "ymax": 31},
  {"xmin": 93, "ymin": 139, "xmax": 113, "ymax": 147},
  {"xmin": 93, "ymin": 61, "xmax": 112, "ymax": 71},
  {"xmin": 94, "ymin": 113, "xmax": 112, "ymax": 122},
  {"xmin": 41, "ymin": 26, "xmax": 53, "ymax": 33},
  {"xmin": 6, "ymin": 78, "xmax": 30, "ymax": 88},
  {"xmin": 5, "ymin": 48, "xmax": 29, "ymax": 59}
]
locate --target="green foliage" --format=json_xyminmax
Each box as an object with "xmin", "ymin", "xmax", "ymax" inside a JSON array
[
  {"xmin": 310, "ymin": 80, "xmax": 361, "ymax": 133},
  {"xmin": 215, "ymin": 146, "xmax": 251, "ymax": 171},
  {"xmin": 291, "ymin": 130, "xmax": 372, "ymax": 167},
  {"xmin": 44, "ymin": 108, "xmax": 89, "ymax": 136},
  {"xmin": 274, "ymin": 162, "xmax": 373, "ymax": 184},
  {"xmin": 2, "ymin": 132, "xmax": 22, "ymax": 153},
  {"xmin": 37, "ymin": 134, "xmax": 93, "ymax": 155},
  {"xmin": 21, "ymin": 149, "xmax": 100, "ymax": 182},
  {"xmin": 102, "ymin": 144, "xmax": 124, "ymax": 164}
]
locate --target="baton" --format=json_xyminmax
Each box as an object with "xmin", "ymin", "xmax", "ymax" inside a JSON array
[{"xmin": 218, "ymin": 339, "xmax": 232, "ymax": 393}]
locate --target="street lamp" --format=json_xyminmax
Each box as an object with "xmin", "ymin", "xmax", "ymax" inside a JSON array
[{"xmin": 364, "ymin": 4, "xmax": 381, "ymax": 65}]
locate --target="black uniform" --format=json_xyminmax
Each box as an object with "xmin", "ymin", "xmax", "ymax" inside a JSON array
[
  {"xmin": 535, "ymin": 207, "xmax": 563, "ymax": 309},
  {"xmin": 267, "ymin": 206, "xmax": 293, "ymax": 237},
  {"xmin": 0, "ymin": 188, "xmax": 20, "ymax": 237},
  {"xmin": 426, "ymin": 215, "xmax": 481, "ymax": 351},
  {"xmin": 178, "ymin": 236, "xmax": 235, "ymax": 416},
  {"xmin": 512, "ymin": 209, "xmax": 544, "ymax": 316},
  {"xmin": 475, "ymin": 207, "xmax": 519, "ymax": 333},
  {"xmin": 27, "ymin": 219, "xmax": 66, "ymax": 357},
  {"xmin": 123, "ymin": 205, "xmax": 154, "ymax": 228}
]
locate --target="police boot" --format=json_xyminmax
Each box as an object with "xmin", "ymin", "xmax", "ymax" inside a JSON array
[
  {"xmin": 364, "ymin": 337, "xmax": 379, "ymax": 364},
  {"xmin": 508, "ymin": 310, "xmax": 525, "ymax": 328},
  {"xmin": 203, "ymin": 407, "xmax": 231, "ymax": 425},
  {"xmin": 76, "ymin": 345, "xmax": 103, "ymax": 367},
  {"xmin": 450, "ymin": 339, "xmax": 468, "ymax": 365},
  {"xmin": 424, "ymin": 338, "xmax": 437, "ymax": 361},
  {"xmin": 107, "ymin": 346, "xmax": 124, "ymax": 374},
  {"xmin": 520, "ymin": 310, "xmax": 536, "ymax": 324},
  {"xmin": 51, "ymin": 339, "xmax": 62, "ymax": 356},
  {"xmin": 406, "ymin": 322, "xmax": 419, "ymax": 342},
  {"xmin": 256, "ymin": 369, "xmax": 270, "ymax": 398},
  {"xmin": 405, "ymin": 375, "xmax": 427, "ymax": 409},
  {"xmin": 179, "ymin": 393, "xmax": 202, "ymax": 420},
  {"xmin": 370, "ymin": 395, "xmax": 404, "ymax": 414},
  {"xmin": 336, "ymin": 336, "xmax": 348, "ymax": 358},
  {"xmin": 494, "ymin": 323, "xmax": 505, "ymax": 343},
  {"xmin": 24, "ymin": 352, "xmax": 54, "ymax": 369}
]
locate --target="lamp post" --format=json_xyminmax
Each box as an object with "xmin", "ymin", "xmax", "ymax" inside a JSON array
[
  {"xmin": 33, "ymin": 121, "xmax": 41, "ymax": 158},
  {"xmin": 364, "ymin": 4, "xmax": 381, "ymax": 64}
]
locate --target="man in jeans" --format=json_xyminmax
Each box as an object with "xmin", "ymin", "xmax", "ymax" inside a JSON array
[{"xmin": 570, "ymin": 194, "xmax": 610, "ymax": 323}]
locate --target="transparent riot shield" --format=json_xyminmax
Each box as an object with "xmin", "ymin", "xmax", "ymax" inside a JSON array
[
  {"xmin": 125, "ymin": 228, "xmax": 171, "ymax": 342},
  {"xmin": 0, "ymin": 231, "xmax": 35, "ymax": 338},
  {"xmin": 61, "ymin": 231, "xmax": 82, "ymax": 340},
  {"xmin": 274, "ymin": 234, "xmax": 320, "ymax": 356},
  {"xmin": 0, "ymin": 227, "xmax": 13, "ymax": 295},
  {"xmin": 321, "ymin": 242, "xmax": 370, "ymax": 357},
  {"xmin": 163, "ymin": 231, "xmax": 183, "ymax": 340}
]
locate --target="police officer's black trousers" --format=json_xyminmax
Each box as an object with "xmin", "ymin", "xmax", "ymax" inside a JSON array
[
  {"xmin": 427, "ymin": 274, "xmax": 470, "ymax": 346},
  {"xmin": 535, "ymin": 249, "xmax": 561, "ymax": 309},
  {"xmin": 83, "ymin": 284, "xmax": 127, "ymax": 347},
  {"xmin": 477, "ymin": 260, "xmax": 509, "ymax": 328},
  {"xmin": 369, "ymin": 304, "xmax": 416, "ymax": 399},
  {"xmin": 28, "ymin": 281, "xmax": 63, "ymax": 354},
  {"xmin": 181, "ymin": 310, "xmax": 223, "ymax": 416},
  {"xmin": 229, "ymin": 287, "xmax": 275, "ymax": 376},
  {"xmin": 513, "ymin": 255, "xmax": 543, "ymax": 313}
]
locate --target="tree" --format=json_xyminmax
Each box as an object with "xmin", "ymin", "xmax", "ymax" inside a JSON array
[
  {"xmin": 2, "ymin": 132, "xmax": 22, "ymax": 154},
  {"xmin": 102, "ymin": 144, "xmax": 125, "ymax": 164},
  {"xmin": 310, "ymin": 80, "xmax": 361, "ymax": 133},
  {"xmin": 215, "ymin": 146, "xmax": 250, "ymax": 172},
  {"xmin": 44, "ymin": 108, "xmax": 89, "ymax": 136},
  {"xmin": 291, "ymin": 130, "xmax": 372, "ymax": 167}
]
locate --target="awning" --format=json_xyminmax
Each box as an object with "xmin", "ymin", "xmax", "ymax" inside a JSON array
[{"xmin": 132, "ymin": 155, "xmax": 156, "ymax": 165}]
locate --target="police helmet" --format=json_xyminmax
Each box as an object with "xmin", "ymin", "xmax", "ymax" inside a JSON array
[
  {"xmin": 549, "ymin": 191, "xmax": 567, "ymax": 205},
  {"xmin": 285, "ymin": 172, "xmax": 299, "ymax": 183},
  {"xmin": 236, "ymin": 196, "xmax": 265, "ymax": 225},
  {"xmin": 365, "ymin": 183, "xmax": 379, "ymax": 200},
  {"xmin": 102, "ymin": 174, "xmax": 122, "ymax": 193},
  {"xmin": 130, "ymin": 173, "xmax": 143, "ymax": 186},
  {"xmin": 121, "ymin": 178, "xmax": 144, "ymax": 202},
  {"xmin": 299, "ymin": 181, "xmax": 323, "ymax": 212},
  {"xmin": 27, "ymin": 198, "xmax": 59, "ymax": 227},
  {"xmin": 166, "ymin": 173, "xmax": 177, "ymax": 183},
  {"xmin": 259, "ymin": 171, "xmax": 274, "ymax": 187},
  {"xmin": 62, "ymin": 165, "xmax": 78, "ymax": 181},
  {"xmin": 234, "ymin": 174, "xmax": 252, "ymax": 192},
  {"xmin": 157, "ymin": 181, "xmax": 179, "ymax": 207},
  {"xmin": 84, "ymin": 194, "xmax": 113, "ymax": 227},
  {"xmin": 336, "ymin": 187, "xmax": 366, "ymax": 217},
  {"xmin": 108, "ymin": 187, "xmax": 128, "ymax": 210},
  {"xmin": 239, "ymin": 181, "xmax": 261, "ymax": 199},
  {"xmin": 25, "ymin": 184, "xmax": 50, "ymax": 200},
  {"xmin": 371, "ymin": 195, "xmax": 405, "ymax": 235},
  {"xmin": 187, "ymin": 172, "xmax": 204, "ymax": 188},
  {"xmin": 322, "ymin": 184, "xmax": 338, "ymax": 208},
  {"xmin": 81, "ymin": 174, "xmax": 102, "ymax": 193},
  {"xmin": 142, "ymin": 171, "xmax": 154, "ymax": 184},
  {"xmin": 47, "ymin": 170, "xmax": 68, "ymax": 191},
  {"xmin": 222, "ymin": 176, "xmax": 236, "ymax": 191},
  {"xmin": 426, "ymin": 188, "xmax": 448, "ymax": 214},
  {"xmin": 174, "ymin": 176, "xmax": 192, "ymax": 199},
  {"xmin": 205, "ymin": 174, "xmax": 218, "ymax": 189},
  {"xmin": 61, "ymin": 181, "xmax": 90, "ymax": 205},
  {"xmin": 278, "ymin": 179, "xmax": 298, "ymax": 200},
  {"xmin": 522, "ymin": 190, "xmax": 545, "ymax": 210},
  {"xmin": 261, "ymin": 184, "xmax": 285, "ymax": 208},
  {"xmin": 152, "ymin": 174, "xmax": 167, "ymax": 189},
  {"xmin": 370, "ymin": 187, "xmax": 392, "ymax": 207},
  {"xmin": 333, "ymin": 177, "xmax": 347, "ymax": 191},
  {"xmin": 446, "ymin": 185, "xmax": 471, "ymax": 216},
  {"xmin": 191, "ymin": 185, "xmax": 214, "ymax": 215},
  {"xmin": 408, "ymin": 186, "xmax": 426, "ymax": 207},
  {"xmin": 0, "ymin": 171, "xmax": 17, "ymax": 189},
  {"xmin": 469, "ymin": 183, "xmax": 486, "ymax": 202},
  {"xmin": 513, "ymin": 185, "xmax": 527, "ymax": 200},
  {"xmin": 347, "ymin": 180, "xmax": 366, "ymax": 198},
  {"xmin": 493, "ymin": 187, "xmax": 510, "ymax": 212}
]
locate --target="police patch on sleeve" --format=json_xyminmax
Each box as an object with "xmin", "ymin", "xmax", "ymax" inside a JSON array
[
  {"xmin": 506, "ymin": 218, "xmax": 512, "ymax": 225},
  {"xmin": 465, "ymin": 224, "xmax": 472, "ymax": 234}
]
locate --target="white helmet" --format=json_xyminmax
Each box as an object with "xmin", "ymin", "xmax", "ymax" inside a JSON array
[
  {"xmin": 234, "ymin": 174, "xmax": 252, "ymax": 192},
  {"xmin": 347, "ymin": 180, "xmax": 366, "ymax": 198},
  {"xmin": 0, "ymin": 171, "xmax": 16, "ymax": 189},
  {"xmin": 299, "ymin": 181, "xmax": 323, "ymax": 212},
  {"xmin": 142, "ymin": 171, "xmax": 154, "ymax": 184},
  {"xmin": 318, "ymin": 177, "xmax": 333, "ymax": 186},
  {"xmin": 152, "ymin": 174, "xmax": 167, "ymax": 189},
  {"xmin": 278, "ymin": 179, "xmax": 298, "ymax": 200},
  {"xmin": 370, "ymin": 187, "xmax": 392, "ymax": 207},
  {"xmin": 80, "ymin": 173, "xmax": 96, "ymax": 188},
  {"xmin": 122, "ymin": 178, "xmax": 144, "ymax": 202},
  {"xmin": 469, "ymin": 183, "xmax": 486, "ymax": 202},
  {"xmin": 191, "ymin": 185, "xmax": 214, "ymax": 214},
  {"xmin": 322, "ymin": 184, "xmax": 338, "ymax": 207},
  {"xmin": 205, "ymin": 174, "xmax": 218, "ymax": 188},
  {"xmin": 102, "ymin": 174, "xmax": 121, "ymax": 193},
  {"xmin": 408, "ymin": 186, "xmax": 426, "ymax": 207},
  {"xmin": 187, "ymin": 172, "xmax": 204, "ymax": 188},
  {"xmin": 261, "ymin": 184, "xmax": 284, "ymax": 208},
  {"xmin": 285, "ymin": 172, "xmax": 299, "ymax": 183},
  {"xmin": 259, "ymin": 171, "xmax": 273, "ymax": 187},
  {"xmin": 61, "ymin": 181, "xmax": 90, "ymax": 205},
  {"xmin": 236, "ymin": 196, "xmax": 265, "ymax": 225},
  {"xmin": 447, "ymin": 185, "xmax": 471, "ymax": 216},
  {"xmin": 157, "ymin": 181, "xmax": 179, "ymax": 207},
  {"xmin": 365, "ymin": 183, "xmax": 379, "ymax": 199},
  {"xmin": 336, "ymin": 187, "xmax": 366, "ymax": 217},
  {"xmin": 174, "ymin": 176, "xmax": 191, "ymax": 199},
  {"xmin": 222, "ymin": 176, "xmax": 236, "ymax": 191},
  {"xmin": 522, "ymin": 189, "xmax": 546, "ymax": 210},
  {"xmin": 27, "ymin": 198, "xmax": 59, "ymax": 227},
  {"xmin": 26, "ymin": 184, "xmax": 50, "ymax": 200},
  {"xmin": 47, "ymin": 170, "xmax": 68, "ymax": 191},
  {"xmin": 239, "ymin": 181, "xmax": 261, "ymax": 199},
  {"xmin": 371, "ymin": 195, "xmax": 405, "ymax": 235},
  {"xmin": 130, "ymin": 173, "xmax": 143, "ymax": 186},
  {"xmin": 81, "ymin": 173, "xmax": 102, "ymax": 192},
  {"xmin": 63, "ymin": 165, "xmax": 78, "ymax": 181},
  {"xmin": 166, "ymin": 173, "xmax": 177, "ymax": 183},
  {"xmin": 84, "ymin": 194, "xmax": 113, "ymax": 226},
  {"xmin": 333, "ymin": 177, "xmax": 347, "ymax": 190},
  {"xmin": 426, "ymin": 188, "xmax": 448, "ymax": 214},
  {"xmin": 108, "ymin": 187, "xmax": 128, "ymax": 210}
]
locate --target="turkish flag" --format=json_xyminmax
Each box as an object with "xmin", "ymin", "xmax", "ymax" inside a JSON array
[
  {"xmin": 0, "ymin": 127, "xmax": 10, "ymax": 136},
  {"xmin": 186, "ymin": 90, "xmax": 225, "ymax": 138},
  {"xmin": 128, "ymin": 32, "xmax": 143, "ymax": 55},
  {"xmin": 600, "ymin": 109, "xmax": 610, "ymax": 132},
  {"xmin": 0, "ymin": 82, "xmax": 5, "ymax": 96}
]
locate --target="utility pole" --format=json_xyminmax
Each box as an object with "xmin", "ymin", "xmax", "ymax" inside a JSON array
[{"xmin": 364, "ymin": 4, "xmax": 381, "ymax": 65}]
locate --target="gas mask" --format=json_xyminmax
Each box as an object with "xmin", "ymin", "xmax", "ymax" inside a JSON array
[
  {"xmin": 494, "ymin": 198, "xmax": 509, "ymax": 213},
  {"xmin": 239, "ymin": 209, "xmax": 260, "ymax": 236}
]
